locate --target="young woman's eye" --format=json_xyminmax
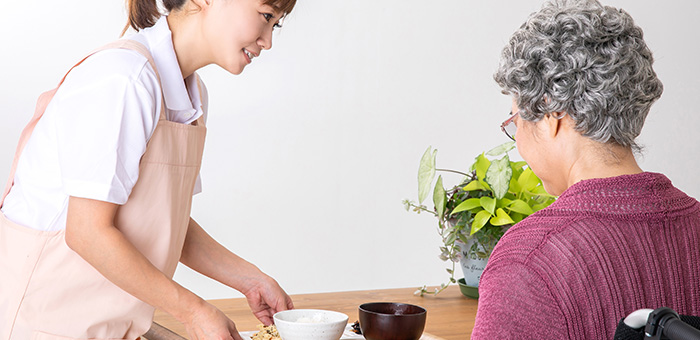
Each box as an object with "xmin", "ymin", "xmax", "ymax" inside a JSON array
[
  {"xmin": 262, "ymin": 13, "xmax": 273, "ymax": 22},
  {"xmin": 273, "ymin": 23, "xmax": 282, "ymax": 29}
]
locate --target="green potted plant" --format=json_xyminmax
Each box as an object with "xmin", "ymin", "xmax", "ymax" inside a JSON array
[{"xmin": 403, "ymin": 142, "xmax": 555, "ymax": 297}]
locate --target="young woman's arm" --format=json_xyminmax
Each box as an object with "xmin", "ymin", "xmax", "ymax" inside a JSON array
[
  {"xmin": 180, "ymin": 217, "xmax": 295, "ymax": 326},
  {"xmin": 65, "ymin": 196, "xmax": 243, "ymax": 340}
]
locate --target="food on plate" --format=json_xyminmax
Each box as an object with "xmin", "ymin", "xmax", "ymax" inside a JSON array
[
  {"xmin": 251, "ymin": 324, "xmax": 281, "ymax": 340},
  {"xmin": 350, "ymin": 320, "xmax": 362, "ymax": 334}
]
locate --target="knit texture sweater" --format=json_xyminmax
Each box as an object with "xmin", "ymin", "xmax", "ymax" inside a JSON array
[{"xmin": 471, "ymin": 172, "xmax": 700, "ymax": 339}]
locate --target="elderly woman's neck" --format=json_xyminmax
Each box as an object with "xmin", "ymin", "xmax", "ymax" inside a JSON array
[{"xmin": 566, "ymin": 141, "xmax": 643, "ymax": 189}]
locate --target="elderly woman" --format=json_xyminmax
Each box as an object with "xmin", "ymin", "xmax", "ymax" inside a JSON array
[{"xmin": 471, "ymin": 1, "xmax": 700, "ymax": 339}]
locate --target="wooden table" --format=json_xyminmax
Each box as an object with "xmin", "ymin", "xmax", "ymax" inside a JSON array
[{"xmin": 152, "ymin": 286, "xmax": 477, "ymax": 339}]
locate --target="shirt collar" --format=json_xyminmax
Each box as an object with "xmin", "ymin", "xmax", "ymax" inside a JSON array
[{"xmin": 139, "ymin": 16, "xmax": 201, "ymax": 120}]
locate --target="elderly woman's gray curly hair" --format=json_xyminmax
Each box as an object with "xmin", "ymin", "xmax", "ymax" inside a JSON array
[{"xmin": 494, "ymin": 0, "xmax": 663, "ymax": 151}]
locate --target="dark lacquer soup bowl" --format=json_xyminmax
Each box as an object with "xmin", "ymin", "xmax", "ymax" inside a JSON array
[{"xmin": 358, "ymin": 302, "xmax": 427, "ymax": 340}]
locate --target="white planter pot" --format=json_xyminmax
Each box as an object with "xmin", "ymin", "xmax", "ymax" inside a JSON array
[{"xmin": 457, "ymin": 239, "xmax": 489, "ymax": 287}]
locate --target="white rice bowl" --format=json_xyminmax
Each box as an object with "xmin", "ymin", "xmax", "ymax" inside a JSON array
[{"xmin": 273, "ymin": 309, "xmax": 348, "ymax": 340}]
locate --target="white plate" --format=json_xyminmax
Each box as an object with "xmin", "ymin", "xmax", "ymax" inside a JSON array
[{"xmin": 239, "ymin": 324, "xmax": 363, "ymax": 340}]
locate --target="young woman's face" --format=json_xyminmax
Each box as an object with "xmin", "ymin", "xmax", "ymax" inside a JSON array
[{"xmin": 203, "ymin": 0, "xmax": 282, "ymax": 75}]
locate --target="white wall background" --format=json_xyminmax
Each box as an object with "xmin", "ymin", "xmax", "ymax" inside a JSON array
[{"xmin": 1, "ymin": 0, "xmax": 698, "ymax": 300}]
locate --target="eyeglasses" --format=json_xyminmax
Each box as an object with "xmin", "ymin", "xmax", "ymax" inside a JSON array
[{"xmin": 500, "ymin": 111, "xmax": 519, "ymax": 141}]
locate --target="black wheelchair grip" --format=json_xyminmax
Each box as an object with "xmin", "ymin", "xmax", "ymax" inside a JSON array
[{"xmin": 663, "ymin": 318, "xmax": 700, "ymax": 340}]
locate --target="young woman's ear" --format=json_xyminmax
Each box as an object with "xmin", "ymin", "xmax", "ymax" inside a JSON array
[
  {"xmin": 190, "ymin": 0, "xmax": 212, "ymax": 10},
  {"xmin": 172, "ymin": 0, "xmax": 210, "ymax": 15}
]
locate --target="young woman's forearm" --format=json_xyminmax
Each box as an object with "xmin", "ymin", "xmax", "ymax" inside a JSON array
[
  {"xmin": 180, "ymin": 218, "xmax": 294, "ymax": 326},
  {"xmin": 65, "ymin": 196, "xmax": 203, "ymax": 323},
  {"xmin": 180, "ymin": 218, "xmax": 263, "ymax": 293}
]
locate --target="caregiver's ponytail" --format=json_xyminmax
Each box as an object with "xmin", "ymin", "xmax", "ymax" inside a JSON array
[{"xmin": 122, "ymin": 0, "xmax": 187, "ymax": 35}]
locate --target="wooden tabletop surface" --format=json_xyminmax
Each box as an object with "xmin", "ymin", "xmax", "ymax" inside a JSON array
[{"xmin": 152, "ymin": 285, "xmax": 477, "ymax": 340}]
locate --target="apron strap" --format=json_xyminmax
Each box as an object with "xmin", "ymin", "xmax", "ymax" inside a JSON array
[{"xmin": 1, "ymin": 39, "xmax": 163, "ymax": 208}]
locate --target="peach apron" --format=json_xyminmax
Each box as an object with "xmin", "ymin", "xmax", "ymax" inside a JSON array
[{"xmin": 0, "ymin": 40, "xmax": 206, "ymax": 339}]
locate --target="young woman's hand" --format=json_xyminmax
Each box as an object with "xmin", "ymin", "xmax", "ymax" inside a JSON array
[
  {"xmin": 183, "ymin": 300, "xmax": 244, "ymax": 340},
  {"xmin": 242, "ymin": 275, "xmax": 295, "ymax": 326}
]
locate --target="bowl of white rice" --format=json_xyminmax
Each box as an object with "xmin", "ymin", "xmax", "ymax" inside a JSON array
[{"xmin": 273, "ymin": 309, "xmax": 348, "ymax": 340}]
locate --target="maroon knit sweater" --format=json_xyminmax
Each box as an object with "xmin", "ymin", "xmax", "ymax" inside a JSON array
[{"xmin": 472, "ymin": 172, "xmax": 700, "ymax": 339}]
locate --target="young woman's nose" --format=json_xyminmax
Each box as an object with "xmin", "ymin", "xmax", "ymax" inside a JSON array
[{"xmin": 258, "ymin": 26, "xmax": 274, "ymax": 50}]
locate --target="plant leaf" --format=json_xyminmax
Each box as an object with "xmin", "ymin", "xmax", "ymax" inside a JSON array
[
  {"xmin": 509, "ymin": 175, "xmax": 522, "ymax": 195},
  {"xmin": 451, "ymin": 198, "xmax": 482, "ymax": 215},
  {"xmin": 490, "ymin": 208, "xmax": 515, "ymax": 226},
  {"xmin": 445, "ymin": 231, "xmax": 457, "ymax": 245},
  {"xmin": 531, "ymin": 185, "xmax": 552, "ymax": 196},
  {"xmin": 485, "ymin": 141, "xmax": 516, "ymax": 156},
  {"xmin": 510, "ymin": 161, "xmax": 528, "ymax": 171},
  {"xmin": 433, "ymin": 175, "xmax": 446, "ymax": 218},
  {"xmin": 479, "ymin": 196, "xmax": 496, "ymax": 215},
  {"xmin": 418, "ymin": 147, "xmax": 437, "ymax": 204},
  {"xmin": 496, "ymin": 198, "xmax": 513, "ymax": 209},
  {"xmin": 478, "ymin": 178, "xmax": 492, "ymax": 191},
  {"xmin": 510, "ymin": 212, "xmax": 524, "ymax": 223},
  {"xmin": 463, "ymin": 180, "xmax": 486, "ymax": 192},
  {"xmin": 473, "ymin": 153, "xmax": 491, "ymax": 182},
  {"xmin": 517, "ymin": 167, "xmax": 541, "ymax": 192},
  {"xmin": 485, "ymin": 155, "xmax": 512, "ymax": 200},
  {"xmin": 471, "ymin": 210, "xmax": 492, "ymax": 235},
  {"xmin": 457, "ymin": 232, "xmax": 470, "ymax": 244},
  {"xmin": 508, "ymin": 199, "xmax": 534, "ymax": 215}
]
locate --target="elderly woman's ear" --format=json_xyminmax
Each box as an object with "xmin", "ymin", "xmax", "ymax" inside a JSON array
[{"xmin": 540, "ymin": 111, "xmax": 571, "ymax": 140}]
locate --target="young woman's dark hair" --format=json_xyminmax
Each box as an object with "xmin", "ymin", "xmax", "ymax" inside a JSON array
[{"xmin": 124, "ymin": 0, "xmax": 297, "ymax": 33}]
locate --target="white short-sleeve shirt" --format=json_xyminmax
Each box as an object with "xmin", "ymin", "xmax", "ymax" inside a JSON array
[{"xmin": 1, "ymin": 16, "xmax": 208, "ymax": 231}]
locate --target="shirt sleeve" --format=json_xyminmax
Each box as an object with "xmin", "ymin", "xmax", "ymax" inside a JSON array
[
  {"xmin": 53, "ymin": 49, "xmax": 160, "ymax": 204},
  {"xmin": 471, "ymin": 261, "xmax": 568, "ymax": 339}
]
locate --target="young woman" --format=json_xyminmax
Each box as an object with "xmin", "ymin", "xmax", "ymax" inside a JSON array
[{"xmin": 0, "ymin": 0, "xmax": 296, "ymax": 339}]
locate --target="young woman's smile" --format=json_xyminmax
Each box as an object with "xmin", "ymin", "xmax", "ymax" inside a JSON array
[{"xmin": 201, "ymin": 0, "xmax": 282, "ymax": 74}]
